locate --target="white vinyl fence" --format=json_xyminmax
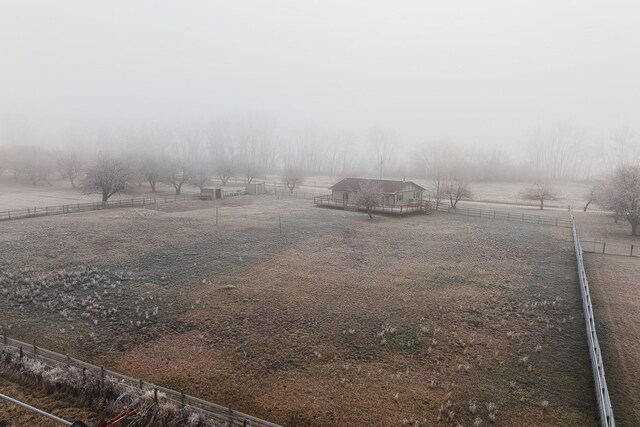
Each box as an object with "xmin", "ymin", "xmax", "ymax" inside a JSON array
[{"xmin": 569, "ymin": 208, "xmax": 615, "ymax": 427}]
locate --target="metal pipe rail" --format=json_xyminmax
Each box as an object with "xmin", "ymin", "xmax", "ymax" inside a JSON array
[
  {"xmin": 0, "ymin": 335, "xmax": 283, "ymax": 427},
  {"xmin": 569, "ymin": 208, "xmax": 615, "ymax": 427},
  {"xmin": 0, "ymin": 392, "xmax": 73, "ymax": 426},
  {"xmin": 435, "ymin": 204, "xmax": 572, "ymax": 227}
]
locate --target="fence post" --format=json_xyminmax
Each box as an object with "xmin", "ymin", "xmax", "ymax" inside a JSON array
[
  {"xmin": 154, "ymin": 388, "xmax": 158, "ymax": 404},
  {"xmin": 602, "ymin": 242, "xmax": 606, "ymax": 254},
  {"xmin": 33, "ymin": 340, "xmax": 37, "ymax": 360},
  {"xmin": 101, "ymin": 366, "xmax": 105, "ymax": 384},
  {"xmin": 279, "ymin": 216, "xmax": 282, "ymax": 236},
  {"xmin": 139, "ymin": 379, "xmax": 143, "ymax": 389},
  {"xmin": 180, "ymin": 390, "xmax": 185, "ymax": 409},
  {"xmin": 631, "ymin": 245, "xmax": 634, "ymax": 257},
  {"xmin": 228, "ymin": 407, "xmax": 233, "ymax": 425},
  {"xmin": 19, "ymin": 346, "xmax": 23, "ymax": 359}
]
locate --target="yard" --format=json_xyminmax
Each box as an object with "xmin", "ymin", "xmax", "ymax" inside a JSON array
[{"xmin": 0, "ymin": 195, "xmax": 597, "ymax": 426}]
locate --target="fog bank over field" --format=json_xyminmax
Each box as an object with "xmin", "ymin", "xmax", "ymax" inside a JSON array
[{"xmin": 1, "ymin": 1, "xmax": 640, "ymax": 180}]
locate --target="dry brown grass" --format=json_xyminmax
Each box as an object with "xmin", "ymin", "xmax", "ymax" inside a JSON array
[
  {"xmin": 575, "ymin": 210, "xmax": 640, "ymax": 425},
  {"xmin": 0, "ymin": 196, "xmax": 597, "ymax": 426},
  {"xmin": 0, "ymin": 375, "xmax": 102, "ymax": 426}
]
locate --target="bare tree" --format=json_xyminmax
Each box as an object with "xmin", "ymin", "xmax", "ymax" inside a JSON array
[
  {"xmin": 24, "ymin": 146, "xmax": 54, "ymax": 185},
  {"xmin": 236, "ymin": 114, "xmax": 277, "ymax": 181},
  {"xmin": 583, "ymin": 182, "xmax": 604, "ymax": 212},
  {"xmin": 602, "ymin": 165, "xmax": 640, "ymax": 235},
  {"xmin": 216, "ymin": 155, "xmax": 235, "ymax": 185},
  {"xmin": 352, "ymin": 180, "xmax": 384, "ymax": 219},
  {"xmin": 414, "ymin": 140, "xmax": 459, "ymax": 208},
  {"xmin": 242, "ymin": 161, "xmax": 260, "ymax": 184},
  {"xmin": 189, "ymin": 158, "xmax": 212, "ymax": 190},
  {"xmin": 526, "ymin": 125, "xmax": 589, "ymax": 181},
  {"xmin": 56, "ymin": 151, "xmax": 83, "ymax": 188},
  {"xmin": 521, "ymin": 181, "xmax": 559, "ymax": 210},
  {"xmin": 81, "ymin": 153, "xmax": 132, "ymax": 203},
  {"xmin": 368, "ymin": 126, "xmax": 397, "ymax": 179},
  {"xmin": 141, "ymin": 155, "xmax": 164, "ymax": 192},
  {"xmin": 0, "ymin": 148, "xmax": 6, "ymax": 177},
  {"xmin": 282, "ymin": 167, "xmax": 303, "ymax": 193},
  {"xmin": 606, "ymin": 127, "xmax": 640, "ymax": 171},
  {"xmin": 164, "ymin": 155, "xmax": 190, "ymax": 195},
  {"xmin": 445, "ymin": 180, "xmax": 472, "ymax": 208}
]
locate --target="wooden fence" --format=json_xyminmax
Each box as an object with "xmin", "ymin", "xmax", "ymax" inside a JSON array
[
  {"xmin": 0, "ymin": 334, "xmax": 282, "ymax": 427},
  {"xmin": 0, "ymin": 190, "xmax": 257, "ymax": 223},
  {"xmin": 435, "ymin": 204, "xmax": 572, "ymax": 227},
  {"xmin": 0, "ymin": 194, "xmax": 200, "ymax": 222},
  {"xmin": 313, "ymin": 195, "xmax": 432, "ymax": 215},
  {"xmin": 581, "ymin": 240, "xmax": 638, "ymax": 257},
  {"xmin": 569, "ymin": 209, "xmax": 616, "ymax": 427}
]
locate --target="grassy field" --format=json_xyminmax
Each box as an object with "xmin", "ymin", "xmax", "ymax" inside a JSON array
[
  {"xmin": 574, "ymin": 210, "xmax": 640, "ymax": 426},
  {"xmin": 0, "ymin": 195, "xmax": 597, "ymax": 426}
]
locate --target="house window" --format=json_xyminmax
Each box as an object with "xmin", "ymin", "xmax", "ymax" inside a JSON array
[{"xmin": 397, "ymin": 194, "xmax": 403, "ymax": 202}]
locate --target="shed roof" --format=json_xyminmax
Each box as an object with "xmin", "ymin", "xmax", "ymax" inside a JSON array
[{"xmin": 329, "ymin": 178, "xmax": 425, "ymax": 194}]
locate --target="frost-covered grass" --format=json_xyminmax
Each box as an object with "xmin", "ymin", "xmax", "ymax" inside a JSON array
[{"xmin": 0, "ymin": 347, "xmax": 219, "ymax": 426}]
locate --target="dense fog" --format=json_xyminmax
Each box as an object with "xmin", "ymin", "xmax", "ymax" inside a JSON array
[{"xmin": 1, "ymin": 1, "xmax": 640, "ymax": 182}]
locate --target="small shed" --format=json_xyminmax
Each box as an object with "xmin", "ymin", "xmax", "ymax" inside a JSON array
[
  {"xmin": 200, "ymin": 186, "xmax": 222, "ymax": 200},
  {"xmin": 246, "ymin": 182, "xmax": 265, "ymax": 195}
]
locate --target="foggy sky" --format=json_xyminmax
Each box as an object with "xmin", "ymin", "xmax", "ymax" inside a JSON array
[{"xmin": 1, "ymin": 0, "xmax": 639, "ymax": 148}]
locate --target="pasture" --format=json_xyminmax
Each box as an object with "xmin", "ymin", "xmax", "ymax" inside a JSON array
[
  {"xmin": 0, "ymin": 195, "xmax": 597, "ymax": 426},
  {"xmin": 573, "ymin": 210, "xmax": 640, "ymax": 426}
]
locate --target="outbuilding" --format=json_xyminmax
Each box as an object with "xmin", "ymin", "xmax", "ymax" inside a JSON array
[
  {"xmin": 329, "ymin": 178, "xmax": 424, "ymax": 207},
  {"xmin": 200, "ymin": 186, "xmax": 222, "ymax": 200},
  {"xmin": 246, "ymin": 182, "xmax": 266, "ymax": 195}
]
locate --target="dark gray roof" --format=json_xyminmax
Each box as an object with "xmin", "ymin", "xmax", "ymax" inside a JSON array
[{"xmin": 329, "ymin": 178, "xmax": 425, "ymax": 194}]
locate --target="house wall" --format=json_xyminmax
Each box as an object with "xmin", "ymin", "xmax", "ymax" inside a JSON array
[
  {"xmin": 393, "ymin": 189, "xmax": 423, "ymax": 205},
  {"xmin": 331, "ymin": 190, "xmax": 353, "ymax": 202},
  {"xmin": 332, "ymin": 187, "xmax": 423, "ymax": 206}
]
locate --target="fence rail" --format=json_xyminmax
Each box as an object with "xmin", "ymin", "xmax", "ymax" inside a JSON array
[
  {"xmin": 0, "ymin": 194, "xmax": 203, "ymax": 222},
  {"xmin": 569, "ymin": 209, "xmax": 616, "ymax": 427},
  {"xmin": 581, "ymin": 239, "xmax": 637, "ymax": 257},
  {"xmin": 0, "ymin": 335, "xmax": 282, "ymax": 427},
  {"xmin": 434, "ymin": 204, "xmax": 572, "ymax": 227},
  {"xmin": 313, "ymin": 195, "xmax": 432, "ymax": 214},
  {"xmin": 0, "ymin": 190, "xmax": 263, "ymax": 222}
]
